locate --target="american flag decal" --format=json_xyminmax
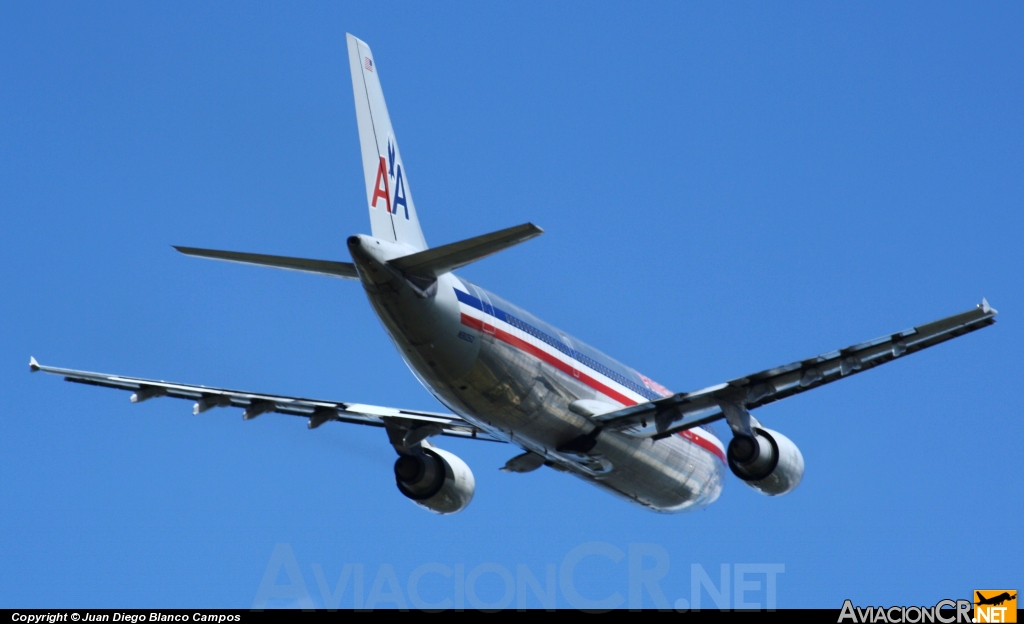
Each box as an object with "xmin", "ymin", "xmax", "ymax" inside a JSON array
[{"xmin": 364, "ymin": 57, "xmax": 373, "ymax": 71}]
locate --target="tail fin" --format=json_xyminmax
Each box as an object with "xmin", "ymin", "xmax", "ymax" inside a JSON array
[{"xmin": 346, "ymin": 33, "xmax": 427, "ymax": 251}]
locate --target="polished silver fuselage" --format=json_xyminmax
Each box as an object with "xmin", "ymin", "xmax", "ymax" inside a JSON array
[{"xmin": 350, "ymin": 235, "xmax": 725, "ymax": 512}]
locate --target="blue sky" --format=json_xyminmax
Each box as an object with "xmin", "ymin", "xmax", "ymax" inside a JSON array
[{"xmin": 2, "ymin": 1, "xmax": 1021, "ymax": 609}]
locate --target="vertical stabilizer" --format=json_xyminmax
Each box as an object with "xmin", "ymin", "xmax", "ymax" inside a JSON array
[{"xmin": 347, "ymin": 34, "xmax": 428, "ymax": 251}]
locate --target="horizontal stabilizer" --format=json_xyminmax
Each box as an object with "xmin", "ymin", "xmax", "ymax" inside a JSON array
[
  {"xmin": 174, "ymin": 246, "xmax": 358, "ymax": 279},
  {"xmin": 388, "ymin": 223, "xmax": 542, "ymax": 278}
]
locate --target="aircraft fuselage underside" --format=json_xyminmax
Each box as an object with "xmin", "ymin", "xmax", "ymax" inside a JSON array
[{"xmin": 348, "ymin": 234, "xmax": 725, "ymax": 512}]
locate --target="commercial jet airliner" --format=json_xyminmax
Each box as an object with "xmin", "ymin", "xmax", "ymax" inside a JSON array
[{"xmin": 31, "ymin": 35, "xmax": 997, "ymax": 514}]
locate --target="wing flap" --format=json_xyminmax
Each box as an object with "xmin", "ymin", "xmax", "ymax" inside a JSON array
[
  {"xmin": 29, "ymin": 359, "xmax": 501, "ymax": 442},
  {"xmin": 599, "ymin": 299, "xmax": 998, "ymax": 435}
]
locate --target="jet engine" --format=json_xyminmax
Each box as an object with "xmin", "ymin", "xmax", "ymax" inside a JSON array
[
  {"xmin": 393, "ymin": 445, "xmax": 475, "ymax": 514},
  {"xmin": 726, "ymin": 427, "xmax": 804, "ymax": 496}
]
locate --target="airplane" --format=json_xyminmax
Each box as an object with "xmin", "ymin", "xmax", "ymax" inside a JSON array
[
  {"xmin": 30, "ymin": 34, "xmax": 998, "ymax": 514},
  {"xmin": 975, "ymin": 592, "xmax": 1016, "ymax": 607}
]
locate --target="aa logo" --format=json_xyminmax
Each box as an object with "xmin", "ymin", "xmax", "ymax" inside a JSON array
[{"xmin": 974, "ymin": 590, "xmax": 1016, "ymax": 623}]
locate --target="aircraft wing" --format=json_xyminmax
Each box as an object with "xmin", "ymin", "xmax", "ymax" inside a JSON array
[
  {"xmin": 28, "ymin": 359, "xmax": 502, "ymax": 443},
  {"xmin": 597, "ymin": 300, "xmax": 998, "ymax": 438}
]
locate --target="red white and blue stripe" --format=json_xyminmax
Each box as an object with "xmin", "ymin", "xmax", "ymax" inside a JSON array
[{"xmin": 453, "ymin": 285, "xmax": 726, "ymax": 463}]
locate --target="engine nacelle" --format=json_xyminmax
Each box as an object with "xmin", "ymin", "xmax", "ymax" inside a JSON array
[
  {"xmin": 726, "ymin": 427, "xmax": 804, "ymax": 496},
  {"xmin": 393, "ymin": 445, "xmax": 475, "ymax": 514}
]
